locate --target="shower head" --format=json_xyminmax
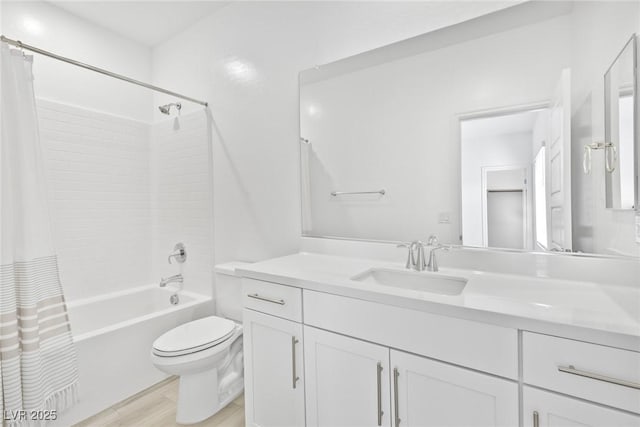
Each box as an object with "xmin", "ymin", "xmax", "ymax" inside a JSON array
[{"xmin": 158, "ymin": 102, "xmax": 182, "ymax": 115}]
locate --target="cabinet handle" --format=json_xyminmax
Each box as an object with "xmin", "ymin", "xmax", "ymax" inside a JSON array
[
  {"xmin": 393, "ymin": 367, "xmax": 401, "ymax": 427},
  {"xmin": 292, "ymin": 336, "xmax": 300, "ymax": 389},
  {"xmin": 377, "ymin": 362, "xmax": 384, "ymax": 426},
  {"xmin": 558, "ymin": 365, "xmax": 640, "ymax": 390},
  {"xmin": 533, "ymin": 410, "xmax": 539, "ymax": 427},
  {"xmin": 247, "ymin": 293, "xmax": 285, "ymax": 305}
]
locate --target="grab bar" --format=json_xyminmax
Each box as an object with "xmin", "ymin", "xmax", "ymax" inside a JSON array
[{"xmin": 331, "ymin": 189, "xmax": 386, "ymax": 196}]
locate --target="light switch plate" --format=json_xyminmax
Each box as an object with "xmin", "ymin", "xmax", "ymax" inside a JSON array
[{"xmin": 438, "ymin": 212, "xmax": 451, "ymax": 224}]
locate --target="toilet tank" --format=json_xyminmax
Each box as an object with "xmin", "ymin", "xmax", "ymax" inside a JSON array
[{"xmin": 214, "ymin": 262, "xmax": 251, "ymax": 322}]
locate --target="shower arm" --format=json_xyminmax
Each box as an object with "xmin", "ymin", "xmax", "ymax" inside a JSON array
[{"xmin": 0, "ymin": 35, "xmax": 208, "ymax": 107}]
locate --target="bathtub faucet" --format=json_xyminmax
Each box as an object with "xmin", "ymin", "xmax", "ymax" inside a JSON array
[{"xmin": 160, "ymin": 274, "xmax": 184, "ymax": 287}]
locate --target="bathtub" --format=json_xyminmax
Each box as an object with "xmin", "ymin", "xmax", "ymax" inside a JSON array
[{"xmin": 54, "ymin": 285, "xmax": 213, "ymax": 426}]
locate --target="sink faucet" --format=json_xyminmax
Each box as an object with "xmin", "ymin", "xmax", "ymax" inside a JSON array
[
  {"xmin": 160, "ymin": 274, "xmax": 183, "ymax": 287},
  {"xmin": 426, "ymin": 234, "xmax": 448, "ymax": 272},
  {"xmin": 397, "ymin": 241, "xmax": 428, "ymax": 271}
]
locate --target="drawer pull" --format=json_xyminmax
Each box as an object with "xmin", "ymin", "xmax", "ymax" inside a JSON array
[
  {"xmin": 376, "ymin": 362, "xmax": 384, "ymax": 426},
  {"xmin": 558, "ymin": 365, "xmax": 640, "ymax": 390},
  {"xmin": 533, "ymin": 411, "xmax": 539, "ymax": 427},
  {"xmin": 292, "ymin": 336, "xmax": 300, "ymax": 389},
  {"xmin": 247, "ymin": 293, "xmax": 285, "ymax": 305},
  {"xmin": 393, "ymin": 367, "xmax": 401, "ymax": 427}
]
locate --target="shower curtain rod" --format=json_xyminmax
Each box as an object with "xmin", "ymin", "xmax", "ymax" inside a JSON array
[{"xmin": 1, "ymin": 35, "xmax": 209, "ymax": 107}]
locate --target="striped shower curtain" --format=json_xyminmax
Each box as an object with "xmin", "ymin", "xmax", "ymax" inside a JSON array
[{"xmin": 0, "ymin": 44, "xmax": 78, "ymax": 425}]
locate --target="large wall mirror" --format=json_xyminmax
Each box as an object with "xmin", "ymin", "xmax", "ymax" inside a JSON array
[
  {"xmin": 299, "ymin": 1, "xmax": 640, "ymax": 257},
  {"xmin": 605, "ymin": 35, "xmax": 638, "ymax": 211}
]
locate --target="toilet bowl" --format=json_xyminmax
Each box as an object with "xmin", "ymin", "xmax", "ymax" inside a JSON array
[{"xmin": 151, "ymin": 316, "xmax": 244, "ymax": 424}]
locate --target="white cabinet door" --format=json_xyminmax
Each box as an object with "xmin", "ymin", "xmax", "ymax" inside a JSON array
[
  {"xmin": 304, "ymin": 326, "xmax": 391, "ymax": 427},
  {"xmin": 523, "ymin": 387, "xmax": 640, "ymax": 427},
  {"xmin": 391, "ymin": 350, "xmax": 518, "ymax": 427},
  {"xmin": 243, "ymin": 309, "xmax": 304, "ymax": 427}
]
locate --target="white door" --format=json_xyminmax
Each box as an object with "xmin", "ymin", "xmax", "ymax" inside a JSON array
[
  {"xmin": 523, "ymin": 387, "xmax": 640, "ymax": 427},
  {"xmin": 304, "ymin": 326, "xmax": 391, "ymax": 427},
  {"xmin": 548, "ymin": 68, "xmax": 572, "ymax": 251},
  {"xmin": 243, "ymin": 309, "xmax": 305, "ymax": 427},
  {"xmin": 391, "ymin": 350, "xmax": 518, "ymax": 427}
]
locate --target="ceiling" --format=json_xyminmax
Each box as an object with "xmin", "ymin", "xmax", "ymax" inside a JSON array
[{"xmin": 48, "ymin": 1, "xmax": 229, "ymax": 47}]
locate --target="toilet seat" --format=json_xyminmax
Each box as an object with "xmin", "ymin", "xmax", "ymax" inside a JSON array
[{"xmin": 153, "ymin": 316, "xmax": 236, "ymax": 357}]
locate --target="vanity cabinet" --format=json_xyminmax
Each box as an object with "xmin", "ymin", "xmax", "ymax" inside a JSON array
[
  {"xmin": 242, "ymin": 280, "xmax": 305, "ymax": 427},
  {"xmin": 304, "ymin": 326, "xmax": 391, "ymax": 427},
  {"xmin": 304, "ymin": 325, "xmax": 518, "ymax": 427},
  {"xmin": 242, "ymin": 277, "xmax": 639, "ymax": 427},
  {"xmin": 521, "ymin": 331, "xmax": 640, "ymax": 426},
  {"xmin": 523, "ymin": 387, "xmax": 640, "ymax": 427},
  {"xmin": 391, "ymin": 350, "xmax": 518, "ymax": 427},
  {"xmin": 522, "ymin": 332, "xmax": 640, "ymax": 414}
]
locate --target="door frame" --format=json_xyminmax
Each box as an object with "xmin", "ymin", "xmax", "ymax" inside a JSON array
[{"xmin": 457, "ymin": 101, "xmax": 549, "ymax": 248}]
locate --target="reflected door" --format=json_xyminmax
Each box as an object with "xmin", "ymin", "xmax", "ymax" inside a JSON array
[{"xmin": 548, "ymin": 68, "xmax": 572, "ymax": 251}]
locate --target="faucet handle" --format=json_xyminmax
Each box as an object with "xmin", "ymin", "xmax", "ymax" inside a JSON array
[
  {"xmin": 397, "ymin": 242, "xmax": 415, "ymax": 269},
  {"xmin": 427, "ymin": 234, "xmax": 439, "ymax": 246},
  {"xmin": 168, "ymin": 242, "xmax": 187, "ymax": 264},
  {"xmin": 426, "ymin": 243, "xmax": 450, "ymax": 272}
]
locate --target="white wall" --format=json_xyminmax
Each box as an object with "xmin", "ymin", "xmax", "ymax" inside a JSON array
[
  {"xmin": 151, "ymin": 1, "xmax": 522, "ymax": 264},
  {"xmin": 569, "ymin": 1, "xmax": 640, "ymax": 256},
  {"xmin": 1, "ymin": 0, "xmax": 152, "ymax": 122},
  {"xmin": 300, "ymin": 13, "xmax": 570, "ymax": 243}
]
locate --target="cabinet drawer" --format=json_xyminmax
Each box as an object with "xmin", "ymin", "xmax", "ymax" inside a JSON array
[
  {"xmin": 242, "ymin": 279, "xmax": 302, "ymax": 322},
  {"xmin": 304, "ymin": 290, "xmax": 518, "ymax": 379},
  {"xmin": 523, "ymin": 332, "xmax": 640, "ymax": 414}
]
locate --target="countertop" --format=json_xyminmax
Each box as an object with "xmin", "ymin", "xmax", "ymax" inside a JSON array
[{"xmin": 236, "ymin": 252, "xmax": 640, "ymax": 351}]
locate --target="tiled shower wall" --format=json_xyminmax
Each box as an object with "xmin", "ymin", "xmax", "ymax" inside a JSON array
[
  {"xmin": 151, "ymin": 113, "xmax": 214, "ymax": 298},
  {"xmin": 37, "ymin": 99, "xmax": 212, "ymax": 301}
]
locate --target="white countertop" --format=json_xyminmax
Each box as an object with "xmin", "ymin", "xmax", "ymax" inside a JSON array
[{"xmin": 236, "ymin": 252, "xmax": 640, "ymax": 351}]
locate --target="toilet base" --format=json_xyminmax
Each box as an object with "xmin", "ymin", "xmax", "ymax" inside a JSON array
[
  {"xmin": 176, "ymin": 369, "xmax": 219, "ymax": 424},
  {"xmin": 175, "ymin": 368, "xmax": 244, "ymax": 425}
]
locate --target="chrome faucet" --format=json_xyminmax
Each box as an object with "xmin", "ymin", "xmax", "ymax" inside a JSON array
[
  {"xmin": 397, "ymin": 241, "xmax": 428, "ymax": 271},
  {"xmin": 426, "ymin": 234, "xmax": 448, "ymax": 272},
  {"xmin": 160, "ymin": 274, "xmax": 183, "ymax": 287}
]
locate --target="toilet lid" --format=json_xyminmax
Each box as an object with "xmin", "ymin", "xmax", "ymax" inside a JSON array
[{"xmin": 153, "ymin": 316, "xmax": 236, "ymax": 357}]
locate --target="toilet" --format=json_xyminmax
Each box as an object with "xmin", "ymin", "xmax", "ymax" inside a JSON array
[{"xmin": 151, "ymin": 262, "xmax": 248, "ymax": 425}]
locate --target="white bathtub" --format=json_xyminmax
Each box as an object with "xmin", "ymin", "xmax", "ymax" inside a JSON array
[{"xmin": 54, "ymin": 285, "xmax": 213, "ymax": 426}]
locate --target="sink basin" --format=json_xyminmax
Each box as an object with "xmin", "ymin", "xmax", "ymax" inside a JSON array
[{"xmin": 351, "ymin": 268, "xmax": 467, "ymax": 296}]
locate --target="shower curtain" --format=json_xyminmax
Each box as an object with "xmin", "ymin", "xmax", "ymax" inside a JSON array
[
  {"xmin": 0, "ymin": 44, "xmax": 78, "ymax": 424},
  {"xmin": 300, "ymin": 140, "xmax": 313, "ymax": 233}
]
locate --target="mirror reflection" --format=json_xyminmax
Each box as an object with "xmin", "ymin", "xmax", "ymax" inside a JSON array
[
  {"xmin": 605, "ymin": 36, "xmax": 637, "ymax": 210},
  {"xmin": 299, "ymin": 1, "xmax": 640, "ymax": 257}
]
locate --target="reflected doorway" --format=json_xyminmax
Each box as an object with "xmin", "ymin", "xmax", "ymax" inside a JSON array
[{"xmin": 460, "ymin": 106, "xmax": 550, "ymax": 250}]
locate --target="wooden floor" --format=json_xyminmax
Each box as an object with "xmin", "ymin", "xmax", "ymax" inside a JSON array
[{"xmin": 74, "ymin": 377, "xmax": 245, "ymax": 427}]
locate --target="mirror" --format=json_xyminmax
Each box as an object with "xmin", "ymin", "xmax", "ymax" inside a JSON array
[
  {"xmin": 299, "ymin": 1, "xmax": 640, "ymax": 257},
  {"xmin": 605, "ymin": 35, "xmax": 638, "ymax": 210}
]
